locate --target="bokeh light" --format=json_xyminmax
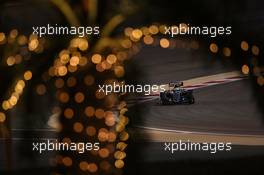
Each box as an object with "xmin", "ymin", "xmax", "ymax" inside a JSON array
[{"xmin": 210, "ymin": 43, "xmax": 218, "ymax": 53}]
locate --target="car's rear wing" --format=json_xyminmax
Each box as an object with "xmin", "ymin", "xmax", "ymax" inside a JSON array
[{"xmin": 168, "ymin": 82, "xmax": 183, "ymax": 88}]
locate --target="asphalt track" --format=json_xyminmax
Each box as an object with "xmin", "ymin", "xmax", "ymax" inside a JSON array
[
  {"xmin": 131, "ymin": 79, "xmax": 264, "ymax": 135},
  {"xmin": 127, "ymin": 45, "xmax": 264, "ymax": 138},
  {"xmin": 124, "ymin": 44, "xmax": 264, "ymax": 167}
]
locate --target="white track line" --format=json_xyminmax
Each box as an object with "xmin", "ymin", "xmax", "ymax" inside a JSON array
[
  {"xmin": 135, "ymin": 126, "xmax": 264, "ymax": 138},
  {"xmin": 133, "ymin": 126, "xmax": 264, "ymax": 146},
  {"xmin": 127, "ymin": 71, "xmax": 246, "ymax": 105}
]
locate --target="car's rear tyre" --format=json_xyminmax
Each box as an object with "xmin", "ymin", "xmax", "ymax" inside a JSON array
[
  {"xmin": 189, "ymin": 98, "xmax": 195, "ymax": 104},
  {"xmin": 161, "ymin": 100, "xmax": 168, "ymax": 105}
]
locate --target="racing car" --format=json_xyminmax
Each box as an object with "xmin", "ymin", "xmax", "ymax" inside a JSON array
[{"xmin": 159, "ymin": 82, "xmax": 195, "ymax": 105}]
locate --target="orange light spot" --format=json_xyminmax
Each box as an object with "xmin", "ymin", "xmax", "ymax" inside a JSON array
[
  {"xmin": 79, "ymin": 161, "xmax": 89, "ymax": 171},
  {"xmin": 95, "ymin": 108, "xmax": 105, "ymax": 119},
  {"xmin": 55, "ymin": 78, "xmax": 64, "ymax": 88},
  {"xmin": 0, "ymin": 112, "xmax": 6, "ymax": 122},
  {"xmin": 73, "ymin": 122, "xmax": 84, "ymax": 133},
  {"xmin": 91, "ymin": 54, "xmax": 102, "ymax": 64},
  {"xmin": 88, "ymin": 163, "xmax": 98, "ymax": 173},
  {"xmin": 85, "ymin": 106, "xmax": 95, "ymax": 117},
  {"xmin": 84, "ymin": 75, "xmax": 94, "ymax": 86},
  {"xmin": 106, "ymin": 54, "xmax": 117, "ymax": 64},
  {"xmin": 223, "ymin": 47, "xmax": 231, "ymax": 57},
  {"xmin": 241, "ymin": 41, "xmax": 249, "ymax": 51},
  {"xmin": 98, "ymin": 148, "xmax": 110, "ymax": 158},
  {"xmin": 62, "ymin": 157, "xmax": 72, "ymax": 167},
  {"xmin": 59, "ymin": 92, "xmax": 69, "ymax": 103},
  {"xmin": 36, "ymin": 84, "xmax": 46, "ymax": 95},
  {"xmin": 160, "ymin": 38, "xmax": 170, "ymax": 48},
  {"xmin": 86, "ymin": 126, "xmax": 96, "ymax": 136},
  {"xmin": 242, "ymin": 65, "xmax": 249, "ymax": 75},
  {"xmin": 64, "ymin": 108, "xmax": 74, "ymax": 119},
  {"xmin": 67, "ymin": 76, "xmax": 77, "ymax": 87},
  {"xmin": 143, "ymin": 35, "xmax": 154, "ymax": 45},
  {"xmin": 24, "ymin": 70, "xmax": 32, "ymax": 80},
  {"xmin": 210, "ymin": 43, "xmax": 218, "ymax": 53},
  {"xmin": 74, "ymin": 92, "xmax": 85, "ymax": 103}
]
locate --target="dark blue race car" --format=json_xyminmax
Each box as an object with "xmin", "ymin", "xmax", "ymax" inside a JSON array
[{"xmin": 159, "ymin": 82, "xmax": 195, "ymax": 105}]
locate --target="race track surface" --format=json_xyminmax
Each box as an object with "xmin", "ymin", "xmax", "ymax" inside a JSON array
[
  {"xmin": 127, "ymin": 45, "xmax": 264, "ymax": 135},
  {"xmin": 131, "ymin": 79, "xmax": 264, "ymax": 135}
]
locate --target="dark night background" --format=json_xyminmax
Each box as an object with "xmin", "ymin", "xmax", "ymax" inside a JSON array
[{"xmin": 0, "ymin": 0, "xmax": 264, "ymax": 175}]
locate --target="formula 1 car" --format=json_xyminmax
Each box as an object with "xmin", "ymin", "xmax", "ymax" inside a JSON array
[{"xmin": 159, "ymin": 82, "xmax": 195, "ymax": 105}]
